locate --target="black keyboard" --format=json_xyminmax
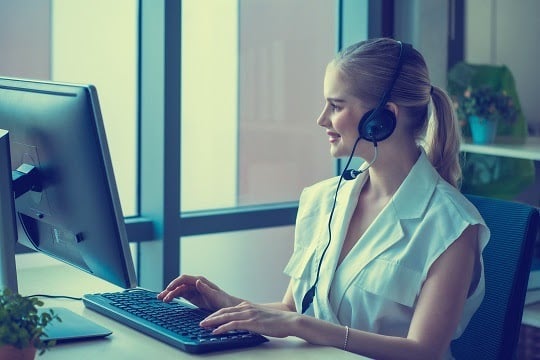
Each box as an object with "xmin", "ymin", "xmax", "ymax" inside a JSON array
[{"xmin": 82, "ymin": 288, "xmax": 268, "ymax": 354}]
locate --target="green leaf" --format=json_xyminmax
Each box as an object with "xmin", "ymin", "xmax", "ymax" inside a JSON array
[{"xmin": 0, "ymin": 288, "xmax": 61, "ymax": 353}]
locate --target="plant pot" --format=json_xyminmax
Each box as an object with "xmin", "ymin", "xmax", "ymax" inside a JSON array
[
  {"xmin": 468, "ymin": 115, "xmax": 497, "ymax": 144},
  {"xmin": 0, "ymin": 345, "xmax": 36, "ymax": 360}
]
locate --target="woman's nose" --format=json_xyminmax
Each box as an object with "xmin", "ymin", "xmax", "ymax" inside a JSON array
[{"xmin": 316, "ymin": 106, "xmax": 329, "ymax": 127}]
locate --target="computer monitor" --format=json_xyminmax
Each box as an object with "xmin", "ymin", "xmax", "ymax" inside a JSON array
[{"xmin": 0, "ymin": 76, "xmax": 137, "ymax": 293}]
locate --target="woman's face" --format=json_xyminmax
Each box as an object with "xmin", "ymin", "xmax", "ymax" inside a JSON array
[{"xmin": 317, "ymin": 63, "xmax": 370, "ymax": 158}]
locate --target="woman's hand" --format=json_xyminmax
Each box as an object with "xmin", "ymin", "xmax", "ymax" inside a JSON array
[
  {"xmin": 157, "ymin": 275, "xmax": 241, "ymax": 311},
  {"xmin": 200, "ymin": 301, "xmax": 299, "ymax": 338}
]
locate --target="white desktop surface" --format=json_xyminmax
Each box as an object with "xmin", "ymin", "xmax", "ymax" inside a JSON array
[{"xmin": 17, "ymin": 260, "xmax": 366, "ymax": 360}]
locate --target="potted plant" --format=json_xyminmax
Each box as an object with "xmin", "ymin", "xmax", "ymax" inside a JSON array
[
  {"xmin": 0, "ymin": 288, "xmax": 61, "ymax": 359},
  {"xmin": 453, "ymin": 85, "xmax": 518, "ymax": 144}
]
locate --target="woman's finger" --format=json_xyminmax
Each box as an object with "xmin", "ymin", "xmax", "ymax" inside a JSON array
[
  {"xmin": 165, "ymin": 274, "xmax": 200, "ymax": 290},
  {"xmin": 201, "ymin": 304, "xmax": 252, "ymax": 326},
  {"xmin": 212, "ymin": 320, "xmax": 251, "ymax": 334}
]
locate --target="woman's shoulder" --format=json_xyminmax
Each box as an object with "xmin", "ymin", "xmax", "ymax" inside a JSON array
[
  {"xmin": 432, "ymin": 181, "xmax": 484, "ymax": 222},
  {"xmin": 421, "ymin": 181, "xmax": 489, "ymax": 252}
]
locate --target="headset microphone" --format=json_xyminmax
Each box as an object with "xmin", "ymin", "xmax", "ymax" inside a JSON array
[
  {"xmin": 342, "ymin": 169, "xmax": 361, "ymax": 180},
  {"xmin": 342, "ymin": 144, "xmax": 378, "ymax": 181}
]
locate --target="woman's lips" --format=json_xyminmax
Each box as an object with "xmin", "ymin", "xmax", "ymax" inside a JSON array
[{"xmin": 326, "ymin": 131, "xmax": 341, "ymax": 143}]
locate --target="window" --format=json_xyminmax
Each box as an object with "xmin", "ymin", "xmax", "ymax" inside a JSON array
[
  {"xmin": 51, "ymin": 0, "xmax": 139, "ymax": 216},
  {"xmin": 180, "ymin": 0, "xmax": 336, "ymax": 211}
]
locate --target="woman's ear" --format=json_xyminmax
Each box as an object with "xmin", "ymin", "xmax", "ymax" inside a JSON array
[{"xmin": 386, "ymin": 102, "xmax": 399, "ymax": 119}]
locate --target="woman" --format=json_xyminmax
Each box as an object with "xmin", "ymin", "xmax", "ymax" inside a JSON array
[{"xmin": 158, "ymin": 38, "xmax": 489, "ymax": 359}]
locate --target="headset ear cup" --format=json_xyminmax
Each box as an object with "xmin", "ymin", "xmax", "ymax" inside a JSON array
[
  {"xmin": 358, "ymin": 108, "xmax": 397, "ymax": 143},
  {"xmin": 357, "ymin": 109, "xmax": 374, "ymax": 139}
]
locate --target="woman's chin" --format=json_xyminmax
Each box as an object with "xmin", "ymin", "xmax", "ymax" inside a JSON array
[{"xmin": 329, "ymin": 146, "xmax": 348, "ymax": 158}]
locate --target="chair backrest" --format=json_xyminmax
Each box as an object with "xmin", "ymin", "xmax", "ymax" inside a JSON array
[{"xmin": 451, "ymin": 194, "xmax": 539, "ymax": 360}]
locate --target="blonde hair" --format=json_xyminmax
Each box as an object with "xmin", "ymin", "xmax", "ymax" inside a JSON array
[{"xmin": 332, "ymin": 38, "xmax": 462, "ymax": 187}]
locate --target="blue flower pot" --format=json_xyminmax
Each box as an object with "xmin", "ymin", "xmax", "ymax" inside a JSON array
[{"xmin": 468, "ymin": 115, "xmax": 497, "ymax": 144}]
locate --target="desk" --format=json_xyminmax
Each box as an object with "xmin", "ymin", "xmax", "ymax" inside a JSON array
[{"xmin": 17, "ymin": 261, "xmax": 365, "ymax": 360}]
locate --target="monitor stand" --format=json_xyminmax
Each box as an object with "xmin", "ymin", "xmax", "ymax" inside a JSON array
[{"xmin": 40, "ymin": 307, "xmax": 112, "ymax": 343}]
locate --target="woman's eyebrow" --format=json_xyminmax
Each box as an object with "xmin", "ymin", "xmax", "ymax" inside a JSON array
[{"xmin": 326, "ymin": 97, "xmax": 346, "ymax": 103}]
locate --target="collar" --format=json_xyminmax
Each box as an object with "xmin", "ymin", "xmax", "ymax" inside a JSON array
[
  {"xmin": 342, "ymin": 148, "xmax": 439, "ymax": 221},
  {"xmin": 390, "ymin": 148, "xmax": 439, "ymax": 219}
]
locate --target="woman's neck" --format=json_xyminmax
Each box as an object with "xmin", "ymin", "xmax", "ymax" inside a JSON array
[{"xmin": 364, "ymin": 145, "xmax": 420, "ymax": 198}]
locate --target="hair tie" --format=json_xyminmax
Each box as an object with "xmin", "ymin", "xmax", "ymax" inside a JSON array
[{"xmin": 430, "ymin": 85, "xmax": 434, "ymax": 95}]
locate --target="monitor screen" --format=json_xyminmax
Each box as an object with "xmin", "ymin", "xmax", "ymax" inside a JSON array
[{"xmin": 0, "ymin": 77, "xmax": 137, "ymax": 290}]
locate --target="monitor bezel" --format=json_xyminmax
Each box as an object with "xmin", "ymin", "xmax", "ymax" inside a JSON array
[{"xmin": 0, "ymin": 129, "xmax": 19, "ymax": 292}]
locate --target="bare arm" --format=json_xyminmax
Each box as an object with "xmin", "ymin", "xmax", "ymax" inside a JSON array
[{"xmin": 260, "ymin": 280, "xmax": 297, "ymax": 312}]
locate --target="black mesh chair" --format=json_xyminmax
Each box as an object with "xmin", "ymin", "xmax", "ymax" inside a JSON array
[{"xmin": 451, "ymin": 195, "xmax": 539, "ymax": 359}]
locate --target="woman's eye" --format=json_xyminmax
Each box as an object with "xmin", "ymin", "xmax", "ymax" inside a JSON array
[{"xmin": 330, "ymin": 103, "xmax": 340, "ymax": 112}]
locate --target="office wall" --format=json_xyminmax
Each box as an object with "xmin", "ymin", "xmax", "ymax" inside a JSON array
[
  {"xmin": 465, "ymin": 0, "xmax": 540, "ymax": 128},
  {"xmin": 0, "ymin": 0, "xmax": 50, "ymax": 79}
]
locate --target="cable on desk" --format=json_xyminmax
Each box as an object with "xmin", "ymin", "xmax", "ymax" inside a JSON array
[{"xmin": 26, "ymin": 293, "xmax": 83, "ymax": 301}]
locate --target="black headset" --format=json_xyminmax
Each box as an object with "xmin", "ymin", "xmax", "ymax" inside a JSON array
[
  {"xmin": 356, "ymin": 40, "xmax": 412, "ymax": 144},
  {"xmin": 300, "ymin": 40, "xmax": 412, "ymax": 314}
]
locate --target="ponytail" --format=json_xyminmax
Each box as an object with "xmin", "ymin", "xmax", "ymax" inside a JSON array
[{"xmin": 425, "ymin": 85, "xmax": 462, "ymax": 188}]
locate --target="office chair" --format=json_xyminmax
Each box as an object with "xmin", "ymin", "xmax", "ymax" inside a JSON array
[{"xmin": 451, "ymin": 194, "xmax": 540, "ymax": 360}]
